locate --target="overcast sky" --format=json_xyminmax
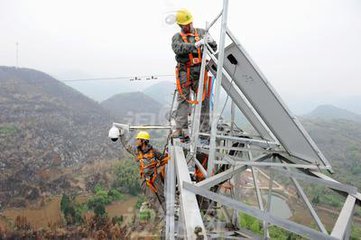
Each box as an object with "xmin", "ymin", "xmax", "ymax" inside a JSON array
[{"xmin": 1, "ymin": 0, "xmax": 360, "ymax": 113}]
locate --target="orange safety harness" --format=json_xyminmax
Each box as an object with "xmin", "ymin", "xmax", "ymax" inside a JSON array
[
  {"xmin": 176, "ymin": 29, "xmax": 212, "ymax": 105},
  {"xmin": 195, "ymin": 155, "xmax": 208, "ymax": 182},
  {"xmin": 137, "ymin": 149, "xmax": 169, "ymax": 193}
]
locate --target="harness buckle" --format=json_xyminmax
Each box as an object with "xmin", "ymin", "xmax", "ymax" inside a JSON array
[
  {"xmin": 192, "ymin": 58, "xmax": 201, "ymax": 65},
  {"xmin": 182, "ymin": 81, "xmax": 192, "ymax": 88}
]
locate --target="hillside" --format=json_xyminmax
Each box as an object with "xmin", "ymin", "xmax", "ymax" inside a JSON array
[
  {"xmin": 305, "ymin": 104, "xmax": 361, "ymax": 123},
  {"xmin": 143, "ymin": 81, "xmax": 175, "ymax": 106},
  {"xmin": 0, "ymin": 66, "xmax": 121, "ymax": 208},
  {"xmin": 300, "ymin": 117, "xmax": 361, "ymax": 187},
  {"xmin": 101, "ymin": 91, "xmax": 168, "ymax": 125}
]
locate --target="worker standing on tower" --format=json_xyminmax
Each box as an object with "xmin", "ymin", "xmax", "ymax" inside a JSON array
[{"xmin": 171, "ymin": 9, "xmax": 217, "ymax": 141}]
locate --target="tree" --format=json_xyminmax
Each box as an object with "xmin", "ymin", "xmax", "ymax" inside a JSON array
[
  {"xmin": 94, "ymin": 203, "xmax": 106, "ymax": 217},
  {"xmin": 108, "ymin": 189, "xmax": 124, "ymax": 201},
  {"xmin": 60, "ymin": 194, "xmax": 70, "ymax": 213},
  {"xmin": 250, "ymin": 220, "xmax": 261, "ymax": 234},
  {"xmin": 60, "ymin": 193, "xmax": 84, "ymax": 225},
  {"xmin": 312, "ymin": 194, "xmax": 320, "ymax": 204},
  {"xmin": 112, "ymin": 159, "xmax": 141, "ymax": 195}
]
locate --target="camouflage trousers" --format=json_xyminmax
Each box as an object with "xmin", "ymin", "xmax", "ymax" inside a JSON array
[
  {"xmin": 175, "ymin": 64, "xmax": 210, "ymax": 132},
  {"xmin": 141, "ymin": 175, "xmax": 165, "ymax": 212}
]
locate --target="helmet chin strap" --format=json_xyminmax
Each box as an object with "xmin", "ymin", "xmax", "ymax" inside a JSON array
[
  {"xmin": 181, "ymin": 23, "xmax": 194, "ymax": 34},
  {"xmin": 141, "ymin": 140, "xmax": 149, "ymax": 147}
]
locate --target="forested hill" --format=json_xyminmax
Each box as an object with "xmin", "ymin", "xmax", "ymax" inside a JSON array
[
  {"xmin": 301, "ymin": 117, "xmax": 361, "ymax": 187},
  {"xmin": 0, "ymin": 66, "xmax": 120, "ymax": 208}
]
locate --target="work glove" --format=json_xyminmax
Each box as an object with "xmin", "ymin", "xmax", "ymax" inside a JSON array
[{"xmin": 194, "ymin": 39, "xmax": 205, "ymax": 48}]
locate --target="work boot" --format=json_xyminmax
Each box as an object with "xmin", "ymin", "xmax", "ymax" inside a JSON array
[
  {"xmin": 181, "ymin": 135, "xmax": 190, "ymax": 143},
  {"xmin": 171, "ymin": 129, "xmax": 183, "ymax": 138},
  {"xmin": 181, "ymin": 129, "xmax": 190, "ymax": 143}
]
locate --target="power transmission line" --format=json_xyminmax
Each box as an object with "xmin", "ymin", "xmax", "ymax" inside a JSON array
[
  {"xmin": 0, "ymin": 72, "xmax": 176, "ymax": 87},
  {"xmin": 60, "ymin": 74, "xmax": 174, "ymax": 82}
]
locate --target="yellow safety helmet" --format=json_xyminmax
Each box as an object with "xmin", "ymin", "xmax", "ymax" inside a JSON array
[
  {"xmin": 176, "ymin": 9, "xmax": 193, "ymax": 25},
  {"xmin": 136, "ymin": 131, "xmax": 150, "ymax": 140}
]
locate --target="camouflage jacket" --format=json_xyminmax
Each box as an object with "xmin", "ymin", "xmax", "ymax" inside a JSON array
[
  {"xmin": 171, "ymin": 28, "xmax": 217, "ymax": 64},
  {"xmin": 125, "ymin": 143, "xmax": 164, "ymax": 162}
]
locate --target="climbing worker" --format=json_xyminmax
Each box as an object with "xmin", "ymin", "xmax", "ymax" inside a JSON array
[
  {"xmin": 171, "ymin": 8, "xmax": 217, "ymax": 141},
  {"xmin": 126, "ymin": 131, "xmax": 168, "ymax": 211}
]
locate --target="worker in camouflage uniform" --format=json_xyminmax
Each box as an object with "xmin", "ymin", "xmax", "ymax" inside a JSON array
[
  {"xmin": 125, "ymin": 131, "xmax": 168, "ymax": 211},
  {"xmin": 171, "ymin": 9, "xmax": 217, "ymax": 141}
]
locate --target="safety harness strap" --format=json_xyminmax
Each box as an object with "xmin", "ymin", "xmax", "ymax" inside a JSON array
[
  {"xmin": 137, "ymin": 150, "xmax": 169, "ymax": 193},
  {"xmin": 179, "ymin": 30, "xmax": 202, "ymax": 65},
  {"xmin": 176, "ymin": 29, "xmax": 211, "ymax": 105}
]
